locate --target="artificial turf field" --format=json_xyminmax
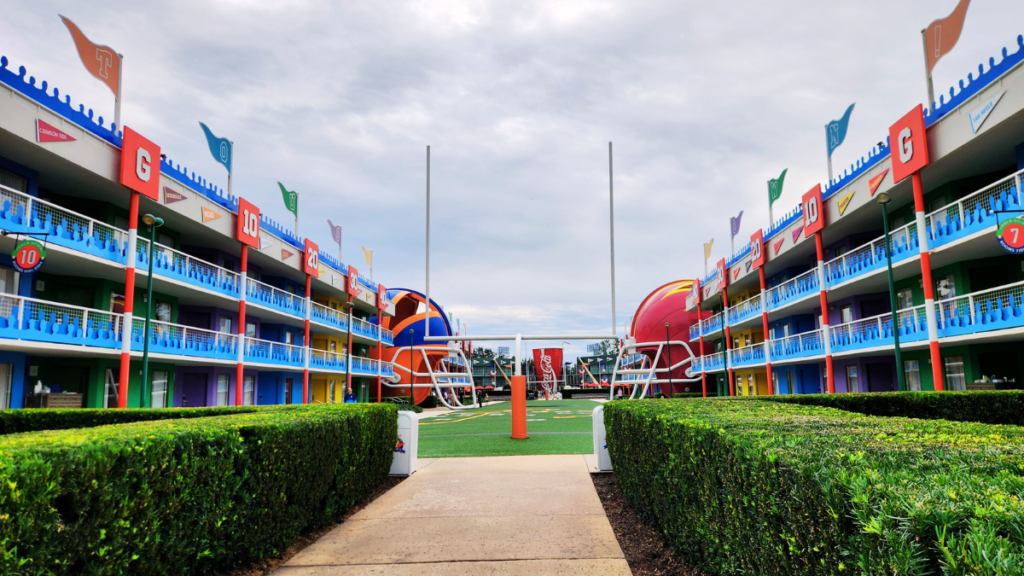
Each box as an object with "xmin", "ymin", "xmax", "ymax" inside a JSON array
[{"xmin": 417, "ymin": 399, "xmax": 600, "ymax": 457}]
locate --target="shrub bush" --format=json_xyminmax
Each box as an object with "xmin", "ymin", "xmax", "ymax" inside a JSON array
[
  {"xmin": 671, "ymin": 392, "xmax": 703, "ymax": 399},
  {"xmin": 763, "ymin": 390, "xmax": 1024, "ymax": 425},
  {"xmin": 0, "ymin": 403, "xmax": 397, "ymax": 575},
  {"xmin": 420, "ymin": 395, "xmax": 438, "ymax": 409},
  {"xmin": 604, "ymin": 398, "xmax": 1024, "ymax": 575},
  {"xmin": 0, "ymin": 406, "xmax": 260, "ymax": 435}
]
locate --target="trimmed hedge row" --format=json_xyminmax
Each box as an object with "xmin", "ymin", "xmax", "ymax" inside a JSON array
[
  {"xmin": 763, "ymin": 390, "xmax": 1024, "ymax": 426},
  {"xmin": 0, "ymin": 406, "xmax": 260, "ymax": 435},
  {"xmin": 0, "ymin": 403, "xmax": 397, "ymax": 575},
  {"xmin": 671, "ymin": 393, "xmax": 703, "ymax": 399},
  {"xmin": 605, "ymin": 398, "xmax": 1024, "ymax": 575}
]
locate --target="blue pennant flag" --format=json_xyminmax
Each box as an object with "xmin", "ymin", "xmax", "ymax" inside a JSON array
[
  {"xmin": 825, "ymin": 103, "xmax": 855, "ymax": 159},
  {"xmin": 199, "ymin": 122, "xmax": 232, "ymax": 174}
]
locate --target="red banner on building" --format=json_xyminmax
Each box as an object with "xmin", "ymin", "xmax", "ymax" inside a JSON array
[{"xmin": 532, "ymin": 348, "xmax": 564, "ymax": 390}]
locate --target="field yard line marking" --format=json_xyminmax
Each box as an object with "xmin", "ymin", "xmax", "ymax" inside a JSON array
[
  {"xmin": 420, "ymin": 412, "xmax": 495, "ymax": 425},
  {"xmin": 421, "ymin": 431, "xmax": 593, "ymax": 438},
  {"xmin": 552, "ymin": 415, "xmax": 590, "ymax": 419}
]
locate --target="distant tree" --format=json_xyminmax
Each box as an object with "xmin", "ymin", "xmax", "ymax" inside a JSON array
[
  {"xmin": 472, "ymin": 347, "xmax": 495, "ymax": 361},
  {"xmin": 593, "ymin": 339, "xmax": 620, "ymax": 357}
]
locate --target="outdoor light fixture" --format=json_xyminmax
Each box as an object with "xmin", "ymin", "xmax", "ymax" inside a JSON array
[
  {"xmin": 876, "ymin": 194, "xmax": 905, "ymax": 391},
  {"xmin": 141, "ymin": 213, "xmax": 165, "ymax": 407}
]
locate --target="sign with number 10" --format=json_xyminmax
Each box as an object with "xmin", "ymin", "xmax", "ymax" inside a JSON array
[
  {"xmin": 997, "ymin": 217, "xmax": 1024, "ymax": 254},
  {"xmin": 236, "ymin": 198, "xmax": 261, "ymax": 248},
  {"xmin": 12, "ymin": 239, "xmax": 46, "ymax": 273}
]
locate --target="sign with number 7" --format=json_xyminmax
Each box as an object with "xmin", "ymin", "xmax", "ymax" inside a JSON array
[
  {"xmin": 236, "ymin": 198, "xmax": 261, "ymax": 248},
  {"xmin": 303, "ymin": 239, "xmax": 320, "ymax": 277}
]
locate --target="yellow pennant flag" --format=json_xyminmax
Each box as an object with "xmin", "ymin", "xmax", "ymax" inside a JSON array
[
  {"xmin": 362, "ymin": 246, "xmax": 372, "ymax": 267},
  {"xmin": 703, "ymin": 239, "xmax": 714, "ymax": 261}
]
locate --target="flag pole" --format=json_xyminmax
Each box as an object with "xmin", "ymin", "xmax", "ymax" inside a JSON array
[
  {"xmin": 338, "ymin": 225, "xmax": 342, "ymax": 265},
  {"xmin": 370, "ymin": 249, "xmax": 373, "ymax": 282},
  {"xmin": 294, "ymin": 191, "xmax": 299, "ymax": 238},
  {"xmin": 608, "ymin": 142, "xmax": 617, "ymax": 340},
  {"xmin": 114, "ymin": 53, "xmax": 123, "ymax": 132},
  {"xmin": 920, "ymin": 29, "xmax": 935, "ymax": 114},
  {"xmin": 826, "ymin": 132, "xmax": 833, "ymax": 183},
  {"xmin": 227, "ymin": 140, "xmax": 233, "ymax": 197}
]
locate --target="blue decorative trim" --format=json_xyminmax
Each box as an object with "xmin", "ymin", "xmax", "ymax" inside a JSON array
[
  {"xmin": 726, "ymin": 244, "xmax": 751, "ymax": 268},
  {"xmin": 925, "ymin": 35, "xmax": 1024, "ymax": 128}
]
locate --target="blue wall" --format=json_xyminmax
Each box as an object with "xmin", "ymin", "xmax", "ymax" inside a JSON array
[{"xmin": 0, "ymin": 351, "xmax": 27, "ymax": 409}]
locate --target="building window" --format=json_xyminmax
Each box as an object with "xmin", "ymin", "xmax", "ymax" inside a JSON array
[
  {"xmin": 0, "ymin": 265, "xmax": 17, "ymax": 296},
  {"xmin": 897, "ymin": 288, "xmax": 914, "ymax": 310},
  {"xmin": 330, "ymin": 341, "xmax": 337, "ymax": 353},
  {"xmin": 944, "ymin": 356, "xmax": 967, "ymax": 392},
  {"xmin": 787, "ymin": 370, "xmax": 796, "ymax": 395},
  {"xmin": 243, "ymin": 375, "xmax": 255, "ymax": 405},
  {"xmin": 246, "ymin": 269, "xmax": 259, "ymax": 280},
  {"xmin": 835, "ymin": 245, "xmax": 848, "ymax": 258},
  {"xmin": 115, "ymin": 215, "xmax": 129, "ymax": 230},
  {"xmin": 735, "ymin": 374, "xmax": 742, "ymax": 396},
  {"xmin": 0, "ymin": 168, "xmax": 28, "ymax": 192},
  {"xmin": 155, "ymin": 302, "xmax": 172, "ymax": 323},
  {"xmin": 891, "ymin": 216, "xmax": 905, "ymax": 230},
  {"xmin": 110, "ymin": 291, "xmax": 125, "ymax": 314},
  {"xmin": 846, "ymin": 365, "xmax": 859, "ymax": 392},
  {"xmin": 840, "ymin": 305, "xmax": 853, "ymax": 324},
  {"xmin": 0, "ymin": 363, "xmax": 11, "ymax": 410},
  {"xmin": 219, "ymin": 317, "xmax": 232, "ymax": 334},
  {"xmin": 285, "ymin": 331, "xmax": 294, "ymax": 345},
  {"xmin": 246, "ymin": 322, "xmax": 256, "ymax": 338},
  {"xmin": 104, "ymin": 368, "xmax": 118, "ymax": 409},
  {"xmin": 935, "ymin": 274, "xmax": 957, "ymax": 301},
  {"xmin": 151, "ymin": 370, "xmax": 169, "ymax": 408},
  {"xmin": 217, "ymin": 374, "xmax": 230, "ymax": 406},
  {"xmin": 286, "ymin": 285, "xmax": 296, "ymax": 295},
  {"xmin": 747, "ymin": 374, "xmax": 755, "ymax": 396},
  {"xmin": 904, "ymin": 360, "xmax": 921, "ymax": 391},
  {"xmin": 771, "ymin": 372, "xmax": 778, "ymax": 394},
  {"xmin": 329, "ymin": 380, "xmax": 336, "ymax": 403},
  {"xmin": 157, "ymin": 232, "xmax": 175, "ymax": 248},
  {"xmin": 222, "ymin": 260, "xmax": 235, "ymax": 272}
]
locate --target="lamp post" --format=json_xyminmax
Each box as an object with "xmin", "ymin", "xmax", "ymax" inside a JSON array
[
  {"xmin": 877, "ymin": 193, "xmax": 906, "ymax": 392},
  {"xmin": 141, "ymin": 214, "xmax": 164, "ymax": 408},
  {"xmin": 664, "ymin": 322, "xmax": 673, "ymax": 398}
]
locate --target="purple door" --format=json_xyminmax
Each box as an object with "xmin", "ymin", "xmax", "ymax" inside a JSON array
[{"xmin": 181, "ymin": 373, "xmax": 208, "ymax": 407}]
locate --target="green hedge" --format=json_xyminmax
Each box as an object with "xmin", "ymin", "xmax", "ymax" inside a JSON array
[
  {"xmin": 0, "ymin": 403, "xmax": 397, "ymax": 575},
  {"xmin": 763, "ymin": 390, "xmax": 1024, "ymax": 426},
  {"xmin": 0, "ymin": 406, "xmax": 260, "ymax": 435},
  {"xmin": 671, "ymin": 393, "xmax": 703, "ymax": 399},
  {"xmin": 605, "ymin": 398, "xmax": 1024, "ymax": 575}
]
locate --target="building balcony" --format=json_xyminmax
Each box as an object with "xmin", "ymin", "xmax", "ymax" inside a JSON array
[
  {"xmin": 728, "ymin": 342, "xmax": 765, "ymax": 369},
  {"xmin": 768, "ymin": 329, "xmax": 824, "ymax": 363},
  {"xmin": 691, "ymin": 310, "xmax": 724, "ymax": 341},
  {"xmin": 727, "ymin": 293, "xmax": 762, "ymax": 329},
  {"xmin": 765, "ymin": 268, "xmax": 820, "ymax": 313},
  {"xmin": 245, "ymin": 277, "xmax": 307, "ymax": 320}
]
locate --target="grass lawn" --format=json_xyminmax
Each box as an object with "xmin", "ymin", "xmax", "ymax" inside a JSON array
[{"xmin": 418, "ymin": 399, "xmax": 599, "ymax": 457}]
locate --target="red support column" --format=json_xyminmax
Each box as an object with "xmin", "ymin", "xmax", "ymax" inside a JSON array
[
  {"xmin": 759, "ymin": 267, "xmax": 773, "ymax": 395},
  {"xmin": 376, "ymin": 309, "xmax": 382, "ymax": 402},
  {"xmin": 117, "ymin": 191, "xmax": 140, "ymax": 408},
  {"xmin": 302, "ymin": 274, "xmax": 311, "ymax": 404},
  {"xmin": 913, "ymin": 172, "xmax": 944, "ymax": 390},
  {"xmin": 698, "ymin": 305, "xmax": 707, "ymax": 398},
  {"xmin": 815, "ymin": 232, "xmax": 836, "ymax": 393},
  {"xmin": 236, "ymin": 245, "xmax": 248, "ymax": 405},
  {"xmin": 346, "ymin": 296, "xmax": 354, "ymax": 394},
  {"xmin": 723, "ymin": 286, "xmax": 734, "ymax": 397}
]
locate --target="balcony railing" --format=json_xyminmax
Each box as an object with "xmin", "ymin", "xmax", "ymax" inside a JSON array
[
  {"xmin": 244, "ymin": 337, "xmax": 306, "ymax": 368},
  {"xmin": 310, "ymin": 301, "xmax": 348, "ymax": 331},
  {"xmin": 829, "ymin": 305, "xmax": 929, "ymax": 353},
  {"xmin": 689, "ymin": 322, "xmax": 701, "ymax": 341},
  {"xmin": 246, "ymin": 278, "xmax": 307, "ymax": 319},
  {"xmin": 380, "ymin": 326, "xmax": 394, "ymax": 346},
  {"xmin": 823, "ymin": 222, "xmax": 919, "ymax": 288},
  {"xmin": 0, "ymin": 294, "xmax": 123, "ymax": 348},
  {"xmin": 699, "ymin": 311, "xmax": 723, "ymax": 338},
  {"xmin": 129, "ymin": 317, "xmax": 237, "ymax": 360},
  {"xmin": 934, "ymin": 280, "xmax": 1024, "ymax": 338},
  {"xmin": 768, "ymin": 329, "xmax": 824, "ymax": 362},
  {"xmin": 350, "ymin": 355, "xmax": 382, "ymax": 376},
  {"xmin": 0, "ymin": 184, "xmax": 128, "ymax": 264},
  {"xmin": 351, "ymin": 316, "xmax": 379, "ymax": 340},
  {"xmin": 765, "ymin": 268, "xmax": 819, "ymax": 311},
  {"xmin": 728, "ymin": 342, "xmax": 766, "ymax": 368},
  {"xmin": 701, "ymin": 351, "xmax": 725, "ymax": 372},
  {"xmin": 728, "ymin": 294, "xmax": 762, "ymax": 327},
  {"xmin": 309, "ymin": 349, "xmax": 346, "ymax": 371},
  {"xmin": 925, "ymin": 169, "xmax": 1023, "ymax": 250},
  {"xmin": 137, "ymin": 238, "xmax": 241, "ymax": 298}
]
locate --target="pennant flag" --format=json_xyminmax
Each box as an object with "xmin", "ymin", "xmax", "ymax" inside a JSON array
[
  {"xmin": 768, "ymin": 169, "xmax": 787, "ymax": 208},
  {"xmin": 278, "ymin": 182, "xmax": 298, "ymax": 217},
  {"xmin": 773, "ymin": 237, "xmax": 785, "ymax": 255},
  {"xmin": 791, "ymin": 225, "xmax": 804, "ymax": 243},
  {"xmin": 201, "ymin": 206, "xmax": 221, "ymax": 222},
  {"xmin": 826, "ymin": 103, "xmax": 855, "ymax": 160},
  {"xmin": 163, "ymin": 188, "xmax": 186, "ymax": 204},
  {"xmin": 732, "ymin": 268, "xmax": 740, "ymax": 280},
  {"xmin": 328, "ymin": 219, "xmax": 342, "ymax": 244},
  {"xmin": 730, "ymin": 211, "xmax": 743, "ymax": 239},
  {"xmin": 199, "ymin": 122, "xmax": 232, "ymax": 174},
  {"xmin": 838, "ymin": 190, "xmax": 856, "ymax": 216},
  {"xmin": 924, "ymin": 0, "xmax": 972, "ymax": 75},
  {"xmin": 868, "ymin": 169, "xmax": 889, "ymax": 196},
  {"xmin": 36, "ymin": 119, "xmax": 76, "ymax": 143},
  {"xmin": 703, "ymin": 239, "xmax": 714, "ymax": 262},
  {"xmin": 59, "ymin": 16, "xmax": 120, "ymax": 99},
  {"xmin": 282, "ymin": 248, "xmax": 294, "ymax": 260},
  {"xmin": 362, "ymin": 246, "xmax": 372, "ymax": 267}
]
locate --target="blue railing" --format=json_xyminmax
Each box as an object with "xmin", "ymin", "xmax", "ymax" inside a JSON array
[
  {"xmin": 246, "ymin": 278, "xmax": 307, "ymax": 319},
  {"xmin": 768, "ymin": 330, "xmax": 824, "ymax": 362},
  {"xmin": 244, "ymin": 337, "xmax": 305, "ymax": 368},
  {"xmin": 138, "ymin": 239, "xmax": 241, "ymax": 298},
  {"xmin": 728, "ymin": 343, "xmax": 765, "ymax": 368},
  {"xmin": 926, "ymin": 171, "xmax": 1022, "ymax": 250},
  {"xmin": 765, "ymin": 268, "xmax": 819, "ymax": 311},
  {"xmin": 129, "ymin": 319, "xmax": 238, "ymax": 361},
  {"xmin": 310, "ymin": 301, "xmax": 348, "ymax": 332},
  {"xmin": 728, "ymin": 295, "xmax": 762, "ymax": 327}
]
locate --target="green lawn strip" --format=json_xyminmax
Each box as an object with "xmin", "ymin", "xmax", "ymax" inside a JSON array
[
  {"xmin": 605, "ymin": 398, "xmax": 1024, "ymax": 575},
  {"xmin": 419, "ymin": 432, "xmax": 592, "ymax": 457},
  {"xmin": 421, "ymin": 418, "xmax": 591, "ymax": 436}
]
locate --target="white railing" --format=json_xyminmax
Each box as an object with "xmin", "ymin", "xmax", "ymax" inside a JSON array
[
  {"xmin": 768, "ymin": 329, "xmax": 823, "ymax": 359},
  {"xmin": 246, "ymin": 277, "xmax": 307, "ymax": 317},
  {"xmin": 0, "ymin": 294, "xmax": 123, "ymax": 343},
  {"xmin": 137, "ymin": 237, "xmax": 241, "ymax": 295},
  {"xmin": 822, "ymin": 220, "xmax": 918, "ymax": 286},
  {"xmin": 380, "ymin": 325, "xmax": 394, "ymax": 343},
  {"xmin": 699, "ymin": 311, "xmax": 723, "ymax": 335},
  {"xmin": 702, "ymin": 351, "xmax": 725, "ymax": 370},
  {"xmin": 350, "ymin": 355, "xmax": 381, "ymax": 373},
  {"xmin": 244, "ymin": 336, "xmax": 306, "ymax": 365},
  {"xmin": 310, "ymin": 301, "xmax": 348, "ymax": 330},
  {"xmin": 130, "ymin": 316, "xmax": 238, "ymax": 357},
  {"xmin": 765, "ymin": 268, "xmax": 819, "ymax": 310},
  {"xmin": 309, "ymin": 348, "xmax": 346, "ymax": 369},
  {"xmin": 0, "ymin": 183, "xmax": 129, "ymax": 256},
  {"xmin": 351, "ymin": 316, "xmax": 380, "ymax": 339},
  {"xmin": 934, "ymin": 280, "xmax": 1024, "ymax": 329},
  {"xmin": 829, "ymin": 305, "xmax": 928, "ymax": 347},
  {"xmin": 727, "ymin": 342, "xmax": 765, "ymax": 366},
  {"xmin": 925, "ymin": 169, "xmax": 1023, "ymax": 239},
  {"xmin": 728, "ymin": 294, "xmax": 762, "ymax": 325}
]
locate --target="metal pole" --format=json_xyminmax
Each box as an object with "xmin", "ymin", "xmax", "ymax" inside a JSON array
[
  {"xmin": 921, "ymin": 29, "xmax": 935, "ymax": 114},
  {"xmin": 664, "ymin": 322, "xmax": 673, "ymax": 398},
  {"xmin": 114, "ymin": 54, "xmax": 123, "ymax": 132},
  {"xmin": 608, "ymin": 142, "xmax": 617, "ymax": 339},
  {"xmin": 515, "ymin": 334, "xmax": 522, "ymax": 376},
  {"xmin": 881, "ymin": 202, "xmax": 906, "ymax": 391},
  {"xmin": 409, "ymin": 329, "xmax": 415, "ymax": 405},
  {"xmin": 141, "ymin": 223, "xmax": 157, "ymax": 408},
  {"xmin": 425, "ymin": 145, "xmax": 430, "ymax": 341}
]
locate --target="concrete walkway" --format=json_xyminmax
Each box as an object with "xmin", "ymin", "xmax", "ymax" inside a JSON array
[{"xmin": 273, "ymin": 455, "xmax": 629, "ymax": 575}]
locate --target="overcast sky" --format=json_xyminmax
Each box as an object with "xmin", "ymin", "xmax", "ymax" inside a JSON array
[{"xmin": 3, "ymin": 1, "xmax": 1023, "ymax": 359}]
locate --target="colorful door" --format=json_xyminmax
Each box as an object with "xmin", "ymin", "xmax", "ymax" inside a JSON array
[{"xmin": 181, "ymin": 373, "xmax": 208, "ymax": 407}]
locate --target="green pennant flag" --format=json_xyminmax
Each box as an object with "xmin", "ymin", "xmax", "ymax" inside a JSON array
[
  {"xmin": 768, "ymin": 169, "xmax": 787, "ymax": 207},
  {"xmin": 278, "ymin": 182, "xmax": 298, "ymax": 217}
]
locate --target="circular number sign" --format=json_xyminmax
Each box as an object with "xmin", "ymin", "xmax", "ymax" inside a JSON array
[
  {"xmin": 997, "ymin": 217, "xmax": 1024, "ymax": 254},
  {"xmin": 12, "ymin": 239, "xmax": 46, "ymax": 273}
]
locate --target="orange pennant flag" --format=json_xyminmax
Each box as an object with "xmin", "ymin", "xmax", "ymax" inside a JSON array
[
  {"xmin": 60, "ymin": 15, "xmax": 121, "ymax": 99},
  {"xmin": 923, "ymin": 0, "xmax": 971, "ymax": 76}
]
